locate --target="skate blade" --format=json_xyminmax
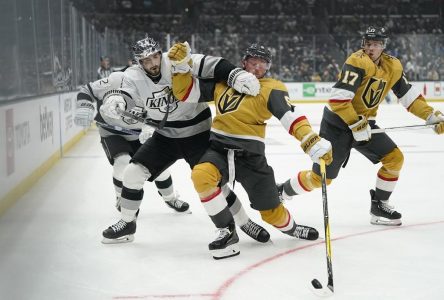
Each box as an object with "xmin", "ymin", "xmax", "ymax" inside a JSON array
[
  {"xmin": 210, "ymin": 244, "xmax": 240, "ymax": 260},
  {"xmin": 370, "ymin": 216, "xmax": 402, "ymax": 226},
  {"xmin": 101, "ymin": 234, "xmax": 135, "ymax": 244}
]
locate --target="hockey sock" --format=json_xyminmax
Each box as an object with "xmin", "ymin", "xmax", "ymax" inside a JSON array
[
  {"xmin": 225, "ymin": 189, "xmax": 249, "ymax": 226},
  {"xmin": 201, "ymin": 188, "xmax": 233, "ymax": 228},
  {"xmin": 260, "ymin": 203, "xmax": 294, "ymax": 234},
  {"xmin": 155, "ymin": 175, "xmax": 175, "ymax": 201}
]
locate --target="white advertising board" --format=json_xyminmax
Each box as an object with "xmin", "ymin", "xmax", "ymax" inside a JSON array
[
  {"xmin": 0, "ymin": 91, "xmax": 82, "ymax": 200},
  {"xmin": 285, "ymin": 81, "xmax": 444, "ymax": 102}
]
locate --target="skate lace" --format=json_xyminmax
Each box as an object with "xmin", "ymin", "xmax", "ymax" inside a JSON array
[
  {"xmin": 166, "ymin": 191, "xmax": 185, "ymax": 208},
  {"xmin": 111, "ymin": 220, "xmax": 127, "ymax": 232},
  {"xmin": 241, "ymin": 221, "xmax": 261, "ymax": 238},
  {"xmin": 381, "ymin": 200, "xmax": 394, "ymax": 210},
  {"xmin": 293, "ymin": 225, "xmax": 311, "ymax": 239},
  {"xmin": 214, "ymin": 228, "xmax": 230, "ymax": 241},
  {"xmin": 380, "ymin": 202, "xmax": 396, "ymax": 215},
  {"xmin": 168, "ymin": 198, "xmax": 185, "ymax": 209}
]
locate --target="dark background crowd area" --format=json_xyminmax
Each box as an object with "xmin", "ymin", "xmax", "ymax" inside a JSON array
[
  {"xmin": 75, "ymin": 0, "xmax": 444, "ymax": 82},
  {"xmin": 1, "ymin": 0, "xmax": 443, "ymax": 101}
]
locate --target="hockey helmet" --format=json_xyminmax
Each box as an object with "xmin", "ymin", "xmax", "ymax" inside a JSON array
[
  {"xmin": 361, "ymin": 26, "xmax": 388, "ymax": 49},
  {"xmin": 132, "ymin": 36, "xmax": 162, "ymax": 64},
  {"xmin": 243, "ymin": 43, "xmax": 272, "ymax": 64}
]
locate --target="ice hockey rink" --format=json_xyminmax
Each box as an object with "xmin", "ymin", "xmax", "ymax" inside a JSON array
[{"xmin": 1, "ymin": 103, "xmax": 443, "ymax": 300}]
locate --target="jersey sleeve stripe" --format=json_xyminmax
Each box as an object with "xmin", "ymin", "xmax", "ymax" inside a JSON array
[
  {"xmin": 181, "ymin": 78, "xmax": 195, "ymax": 101},
  {"xmin": 288, "ymin": 116, "xmax": 308, "ymax": 134},
  {"xmin": 329, "ymin": 87, "xmax": 355, "ymax": 101},
  {"xmin": 279, "ymin": 108, "xmax": 307, "ymax": 133},
  {"xmin": 399, "ymin": 85, "xmax": 421, "ymax": 108},
  {"xmin": 329, "ymin": 99, "xmax": 352, "ymax": 103}
]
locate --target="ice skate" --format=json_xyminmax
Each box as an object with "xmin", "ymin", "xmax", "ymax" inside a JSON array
[
  {"xmin": 291, "ymin": 224, "xmax": 319, "ymax": 240},
  {"xmin": 209, "ymin": 223, "xmax": 240, "ymax": 259},
  {"xmin": 369, "ymin": 190, "xmax": 402, "ymax": 226},
  {"xmin": 162, "ymin": 192, "xmax": 191, "ymax": 213},
  {"xmin": 102, "ymin": 219, "xmax": 136, "ymax": 244},
  {"xmin": 240, "ymin": 219, "xmax": 270, "ymax": 243}
]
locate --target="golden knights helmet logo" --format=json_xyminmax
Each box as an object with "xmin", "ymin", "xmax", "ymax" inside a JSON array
[
  {"xmin": 217, "ymin": 87, "xmax": 247, "ymax": 114},
  {"xmin": 362, "ymin": 77, "xmax": 387, "ymax": 108}
]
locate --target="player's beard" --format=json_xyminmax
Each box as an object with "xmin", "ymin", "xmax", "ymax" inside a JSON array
[{"xmin": 146, "ymin": 64, "xmax": 161, "ymax": 76}]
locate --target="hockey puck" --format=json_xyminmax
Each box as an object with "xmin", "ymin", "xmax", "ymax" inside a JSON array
[{"xmin": 311, "ymin": 279, "xmax": 323, "ymax": 289}]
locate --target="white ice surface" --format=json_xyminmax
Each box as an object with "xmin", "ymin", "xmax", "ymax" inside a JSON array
[{"xmin": 1, "ymin": 103, "xmax": 443, "ymax": 300}]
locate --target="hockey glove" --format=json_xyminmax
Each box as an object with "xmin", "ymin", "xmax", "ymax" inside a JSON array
[
  {"xmin": 301, "ymin": 132, "xmax": 333, "ymax": 165},
  {"xmin": 74, "ymin": 100, "xmax": 95, "ymax": 127},
  {"xmin": 349, "ymin": 116, "xmax": 371, "ymax": 141},
  {"xmin": 426, "ymin": 110, "xmax": 444, "ymax": 134},
  {"xmin": 168, "ymin": 42, "xmax": 192, "ymax": 74},
  {"xmin": 100, "ymin": 94, "xmax": 126, "ymax": 119},
  {"xmin": 227, "ymin": 68, "xmax": 260, "ymax": 96},
  {"xmin": 138, "ymin": 125, "xmax": 155, "ymax": 144}
]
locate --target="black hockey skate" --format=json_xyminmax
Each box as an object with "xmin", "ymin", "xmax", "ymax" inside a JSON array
[
  {"xmin": 370, "ymin": 189, "xmax": 402, "ymax": 226},
  {"xmin": 291, "ymin": 224, "xmax": 319, "ymax": 240},
  {"xmin": 209, "ymin": 222, "xmax": 240, "ymax": 260},
  {"xmin": 159, "ymin": 192, "xmax": 191, "ymax": 213},
  {"xmin": 165, "ymin": 198, "xmax": 190, "ymax": 213},
  {"xmin": 240, "ymin": 219, "xmax": 270, "ymax": 243},
  {"xmin": 102, "ymin": 219, "xmax": 136, "ymax": 244}
]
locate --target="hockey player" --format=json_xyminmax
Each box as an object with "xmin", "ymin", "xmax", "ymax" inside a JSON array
[
  {"xmin": 74, "ymin": 71, "xmax": 190, "ymax": 214},
  {"xmin": 100, "ymin": 36, "xmax": 271, "ymax": 245},
  {"xmin": 277, "ymin": 26, "xmax": 444, "ymax": 226},
  {"xmin": 168, "ymin": 42, "xmax": 333, "ymax": 259}
]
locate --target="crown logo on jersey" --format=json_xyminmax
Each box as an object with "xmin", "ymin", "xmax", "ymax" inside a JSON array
[
  {"xmin": 146, "ymin": 86, "xmax": 178, "ymax": 113},
  {"xmin": 362, "ymin": 77, "xmax": 387, "ymax": 108},
  {"xmin": 217, "ymin": 87, "xmax": 247, "ymax": 114}
]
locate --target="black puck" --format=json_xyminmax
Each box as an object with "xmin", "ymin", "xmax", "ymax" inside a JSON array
[{"xmin": 311, "ymin": 279, "xmax": 323, "ymax": 289}]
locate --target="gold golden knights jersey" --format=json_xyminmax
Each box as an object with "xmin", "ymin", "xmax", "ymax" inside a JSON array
[
  {"xmin": 328, "ymin": 49, "xmax": 433, "ymax": 125},
  {"xmin": 176, "ymin": 76, "xmax": 314, "ymax": 155}
]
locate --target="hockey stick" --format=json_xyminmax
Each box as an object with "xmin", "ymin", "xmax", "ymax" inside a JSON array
[
  {"xmin": 117, "ymin": 105, "xmax": 169, "ymax": 130},
  {"xmin": 310, "ymin": 158, "xmax": 334, "ymax": 297},
  {"xmin": 95, "ymin": 121, "xmax": 140, "ymax": 135},
  {"xmin": 371, "ymin": 124, "xmax": 436, "ymax": 134}
]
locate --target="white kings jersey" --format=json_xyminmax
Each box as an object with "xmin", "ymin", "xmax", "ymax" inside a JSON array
[
  {"xmin": 120, "ymin": 53, "xmax": 222, "ymax": 138},
  {"xmin": 77, "ymin": 71, "xmax": 145, "ymax": 134}
]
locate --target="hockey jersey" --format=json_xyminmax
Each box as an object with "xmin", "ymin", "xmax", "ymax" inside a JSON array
[
  {"xmin": 328, "ymin": 49, "xmax": 433, "ymax": 125},
  {"xmin": 120, "ymin": 53, "xmax": 222, "ymax": 138},
  {"xmin": 181, "ymin": 77, "xmax": 312, "ymax": 155},
  {"xmin": 77, "ymin": 72, "xmax": 144, "ymax": 136}
]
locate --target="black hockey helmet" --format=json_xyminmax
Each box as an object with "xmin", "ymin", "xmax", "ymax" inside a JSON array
[
  {"xmin": 361, "ymin": 26, "xmax": 388, "ymax": 48},
  {"xmin": 243, "ymin": 43, "xmax": 272, "ymax": 64},
  {"xmin": 132, "ymin": 36, "xmax": 162, "ymax": 64}
]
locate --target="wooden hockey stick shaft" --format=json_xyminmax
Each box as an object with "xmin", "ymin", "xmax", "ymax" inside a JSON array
[{"xmin": 320, "ymin": 158, "xmax": 334, "ymax": 292}]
